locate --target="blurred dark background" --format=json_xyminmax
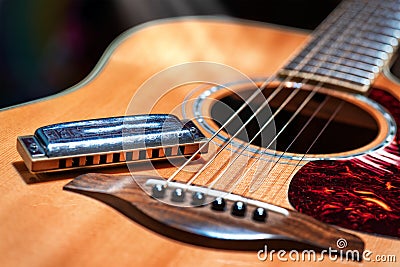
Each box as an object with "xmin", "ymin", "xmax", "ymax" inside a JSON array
[{"xmin": 3, "ymin": 0, "xmax": 386, "ymax": 109}]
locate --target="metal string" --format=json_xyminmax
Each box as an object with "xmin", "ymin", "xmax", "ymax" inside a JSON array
[
  {"xmin": 263, "ymin": 100, "xmax": 345, "ymax": 202},
  {"xmin": 165, "ymin": 0, "xmax": 352, "ymax": 185},
  {"xmin": 184, "ymin": 0, "xmax": 373, "ymax": 191},
  {"xmin": 264, "ymin": 1, "xmax": 385, "ymax": 200},
  {"xmin": 165, "ymin": 0, "xmax": 387, "ymax": 198}
]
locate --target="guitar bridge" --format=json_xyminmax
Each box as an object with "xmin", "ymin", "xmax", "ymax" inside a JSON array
[{"xmin": 17, "ymin": 114, "xmax": 208, "ymax": 173}]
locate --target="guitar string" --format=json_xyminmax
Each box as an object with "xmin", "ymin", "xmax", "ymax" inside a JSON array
[
  {"xmin": 262, "ymin": 100, "xmax": 345, "ymax": 203},
  {"xmin": 165, "ymin": 0, "xmax": 352, "ymax": 185},
  {"xmin": 205, "ymin": 89, "xmax": 322, "ymax": 193},
  {"xmin": 182, "ymin": 28, "xmax": 347, "ymax": 188},
  {"xmin": 163, "ymin": 0, "xmax": 391, "ymax": 202},
  {"xmin": 202, "ymin": 1, "xmax": 373, "ymax": 192},
  {"xmin": 221, "ymin": 0, "xmax": 388, "ymax": 198},
  {"xmin": 208, "ymin": 13, "xmax": 368, "ymax": 197},
  {"xmin": 249, "ymin": 8, "xmax": 379, "ymax": 197},
  {"xmin": 255, "ymin": 0, "xmax": 394, "ymax": 197},
  {"xmin": 263, "ymin": 3, "xmax": 393, "ymax": 202},
  {"xmin": 183, "ymin": 0, "xmax": 373, "ymax": 192},
  {"xmin": 266, "ymin": 0, "xmax": 389, "ymax": 201},
  {"xmin": 182, "ymin": 0, "xmax": 370, "ymax": 191},
  {"xmin": 255, "ymin": 95, "xmax": 331, "ymax": 194}
]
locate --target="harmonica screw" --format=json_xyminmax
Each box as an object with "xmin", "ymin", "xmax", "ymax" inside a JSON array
[{"xmin": 29, "ymin": 143, "xmax": 38, "ymax": 152}]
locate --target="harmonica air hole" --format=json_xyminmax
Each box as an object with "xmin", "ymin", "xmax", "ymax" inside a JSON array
[
  {"xmin": 126, "ymin": 151, "xmax": 133, "ymax": 161},
  {"xmin": 112, "ymin": 153, "xmax": 120, "ymax": 163},
  {"xmin": 99, "ymin": 154, "xmax": 107, "ymax": 164},
  {"xmin": 59, "ymin": 159, "xmax": 67, "ymax": 168},
  {"xmin": 139, "ymin": 150, "xmax": 147, "ymax": 160},
  {"xmin": 72, "ymin": 157, "xmax": 80, "ymax": 167},
  {"xmin": 86, "ymin": 156, "xmax": 94, "ymax": 166},
  {"xmin": 164, "ymin": 147, "xmax": 172, "ymax": 157},
  {"xmin": 152, "ymin": 149, "xmax": 160, "ymax": 158}
]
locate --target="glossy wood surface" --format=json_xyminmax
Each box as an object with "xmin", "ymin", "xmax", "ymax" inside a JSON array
[{"xmin": 1, "ymin": 18, "xmax": 399, "ymax": 266}]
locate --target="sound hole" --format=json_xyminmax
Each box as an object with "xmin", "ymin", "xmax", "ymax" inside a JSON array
[{"xmin": 210, "ymin": 87, "xmax": 379, "ymax": 156}]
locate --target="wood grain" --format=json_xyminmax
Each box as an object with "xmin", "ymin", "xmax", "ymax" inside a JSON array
[{"xmin": 1, "ymin": 18, "xmax": 399, "ymax": 267}]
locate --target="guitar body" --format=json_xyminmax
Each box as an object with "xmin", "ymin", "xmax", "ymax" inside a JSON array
[{"xmin": 1, "ymin": 18, "xmax": 399, "ymax": 266}]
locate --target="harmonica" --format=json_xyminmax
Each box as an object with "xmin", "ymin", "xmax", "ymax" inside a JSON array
[{"xmin": 17, "ymin": 114, "xmax": 208, "ymax": 173}]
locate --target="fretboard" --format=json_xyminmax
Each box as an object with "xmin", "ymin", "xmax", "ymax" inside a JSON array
[{"xmin": 278, "ymin": 0, "xmax": 400, "ymax": 94}]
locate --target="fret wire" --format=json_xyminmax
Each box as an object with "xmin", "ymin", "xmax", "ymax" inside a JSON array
[
  {"xmin": 308, "ymin": 22, "xmax": 400, "ymax": 51},
  {"xmin": 298, "ymin": 66, "xmax": 372, "ymax": 85},
  {"xmin": 288, "ymin": 61, "xmax": 375, "ymax": 81},
  {"xmin": 304, "ymin": 46, "xmax": 384, "ymax": 66},
  {"xmin": 356, "ymin": 31, "xmax": 398, "ymax": 47},
  {"xmin": 341, "ymin": 38, "xmax": 394, "ymax": 54},
  {"xmin": 312, "ymin": 4, "xmax": 366, "ymax": 40},
  {"xmin": 292, "ymin": 4, "xmax": 370, "ymax": 62},
  {"xmin": 296, "ymin": 47, "xmax": 384, "ymax": 67},
  {"xmin": 305, "ymin": 43, "xmax": 387, "ymax": 63},
  {"xmin": 372, "ymin": 18, "xmax": 400, "ymax": 31},
  {"xmin": 323, "ymin": 44, "xmax": 388, "ymax": 61},
  {"xmin": 281, "ymin": 0, "xmax": 400, "ymax": 92},
  {"xmin": 381, "ymin": 0, "xmax": 400, "ymax": 12},
  {"xmin": 292, "ymin": 54, "xmax": 380, "ymax": 74},
  {"xmin": 309, "ymin": 34, "xmax": 395, "ymax": 54},
  {"xmin": 288, "ymin": 59, "xmax": 376, "ymax": 79},
  {"xmin": 375, "ymin": 7, "xmax": 400, "ymax": 21},
  {"xmin": 278, "ymin": 70, "xmax": 370, "ymax": 92},
  {"xmin": 351, "ymin": 5, "xmax": 400, "ymax": 26},
  {"xmin": 336, "ymin": 17, "xmax": 400, "ymax": 41}
]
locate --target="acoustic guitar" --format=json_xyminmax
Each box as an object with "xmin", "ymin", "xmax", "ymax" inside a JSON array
[{"xmin": 1, "ymin": 0, "xmax": 399, "ymax": 266}]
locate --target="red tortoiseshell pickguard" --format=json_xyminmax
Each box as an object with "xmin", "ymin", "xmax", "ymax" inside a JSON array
[{"xmin": 289, "ymin": 88, "xmax": 400, "ymax": 238}]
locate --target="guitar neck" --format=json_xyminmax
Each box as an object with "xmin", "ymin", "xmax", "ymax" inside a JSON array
[{"xmin": 278, "ymin": 0, "xmax": 400, "ymax": 94}]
